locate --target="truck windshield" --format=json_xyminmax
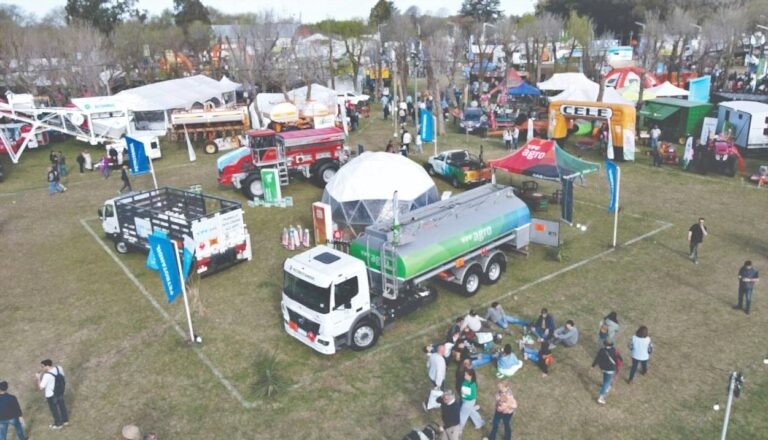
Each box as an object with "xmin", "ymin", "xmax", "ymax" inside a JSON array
[{"xmin": 283, "ymin": 272, "xmax": 331, "ymax": 314}]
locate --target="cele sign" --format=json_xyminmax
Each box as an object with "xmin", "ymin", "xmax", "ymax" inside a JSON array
[{"xmin": 560, "ymin": 105, "xmax": 613, "ymax": 119}]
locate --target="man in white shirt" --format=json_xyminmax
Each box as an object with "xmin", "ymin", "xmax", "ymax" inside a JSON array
[
  {"xmin": 423, "ymin": 345, "xmax": 446, "ymax": 411},
  {"xmin": 512, "ymin": 126, "xmax": 520, "ymax": 149},
  {"xmin": 650, "ymin": 125, "xmax": 662, "ymax": 167},
  {"xmin": 401, "ymin": 130, "xmax": 412, "ymax": 156},
  {"xmin": 35, "ymin": 359, "xmax": 68, "ymax": 430},
  {"xmin": 503, "ymin": 129, "xmax": 513, "ymax": 150}
]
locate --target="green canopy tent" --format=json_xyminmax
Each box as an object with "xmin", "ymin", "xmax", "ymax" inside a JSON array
[{"xmin": 639, "ymin": 98, "xmax": 713, "ymax": 142}]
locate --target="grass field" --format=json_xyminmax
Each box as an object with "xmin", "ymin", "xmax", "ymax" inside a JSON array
[{"xmin": 1, "ymin": 109, "xmax": 767, "ymax": 439}]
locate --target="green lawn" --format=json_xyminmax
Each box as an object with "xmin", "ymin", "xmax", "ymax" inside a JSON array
[{"xmin": 1, "ymin": 109, "xmax": 767, "ymax": 439}]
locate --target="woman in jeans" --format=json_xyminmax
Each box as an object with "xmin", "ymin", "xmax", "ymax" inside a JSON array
[
  {"xmin": 459, "ymin": 369, "xmax": 484, "ymax": 430},
  {"xmin": 488, "ymin": 381, "xmax": 517, "ymax": 440},
  {"xmin": 628, "ymin": 325, "xmax": 653, "ymax": 383},
  {"xmin": 591, "ymin": 340, "xmax": 620, "ymax": 404}
]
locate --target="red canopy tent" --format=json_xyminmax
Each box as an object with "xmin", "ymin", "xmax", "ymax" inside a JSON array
[{"xmin": 489, "ymin": 138, "xmax": 600, "ymax": 222}]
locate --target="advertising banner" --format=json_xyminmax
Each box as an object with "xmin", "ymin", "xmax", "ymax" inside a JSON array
[
  {"xmin": 125, "ymin": 136, "xmax": 150, "ymax": 175},
  {"xmin": 146, "ymin": 231, "xmax": 183, "ymax": 303},
  {"xmin": 560, "ymin": 178, "xmax": 574, "ymax": 224},
  {"xmin": 419, "ymin": 108, "xmax": 434, "ymax": 142},
  {"xmin": 260, "ymin": 168, "xmax": 281, "ymax": 203},
  {"xmin": 606, "ymin": 160, "xmax": 619, "ymax": 213}
]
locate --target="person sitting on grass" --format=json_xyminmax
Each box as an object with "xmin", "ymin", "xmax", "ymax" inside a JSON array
[
  {"xmin": 551, "ymin": 320, "xmax": 579, "ymax": 348},
  {"xmin": 532, "ymin": 308, "xmax": 555, "ymax": 341},
  {"xmin": 522, "ymin": 340, "xmax": 553, "ymax": 377},
  {"xmin": 485, "ymin": 302, "xmax": 530, "ymax": 330},
  {"xmin": 496, "ymin": 344, "xmax": 524, "ymax": 378},
  {"xmin": 461, "ymin": 309, "xmax": 487, "ymax": 333}
]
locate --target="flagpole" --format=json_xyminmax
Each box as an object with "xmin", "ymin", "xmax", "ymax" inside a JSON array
[
  {"xmin": 148, "ymin": 153, "xmax": 158, "ymax": 189},
  {"xmin": 433, "ymin": 114, "xmax": 438, "ymax": 156},
  {"xmin": 612, "ymin": 166, "xmax": 620, "ymax": 247},
  {"xmin": 172, "ymin": 241, "xmax": 196, "ymax": 342}
]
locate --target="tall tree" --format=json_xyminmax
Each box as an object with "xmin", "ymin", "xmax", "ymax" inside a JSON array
[
  {"xmin": 459, "ymin": 0, "xmax": 502, "ymax": 23},
  {"xmin": 173, "ymin": 0, "xmax": 210, "ymax": 31},
  {"xmin": 65, "ymin": 0, "xmax": 145, "ymax": 34},
  {"xmin": 369, "ymin": 0, "xmax": 395, "ymax": 26}
]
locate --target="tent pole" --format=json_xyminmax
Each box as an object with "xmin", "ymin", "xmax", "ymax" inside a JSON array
[{"xmin": 612, "ymin": 166, "xmax": 621, "ymax": 247}]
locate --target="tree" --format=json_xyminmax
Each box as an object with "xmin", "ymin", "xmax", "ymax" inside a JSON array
[
  {"xmin": 174, "ymin": 0, "xmax": 210, "ymax": 31},
  {"xmin": 564, "ymin": 11, "xmax": 594, "ymax": 75},
  {"xmin": 459, "ymin": 0, "xmax": 502, "ymax": 23},
  {"xmin": 369, "ymin": 0, "xmax": 395, "ymax": 26},
  {"xmin": 65, "ymin": 0, "xmax": 145, "ymax": 34},
  {"xmin": 315, "ymin": 19, "xmax": 371, "ymax": 92}
]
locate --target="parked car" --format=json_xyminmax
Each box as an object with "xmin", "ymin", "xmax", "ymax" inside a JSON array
[
  {"xmin": 336, "ymin": 91, "xmax": 370, "ymax": 105},
  {"xmin": 425, "ymin": 149, "xmax": 492, "ymax": 187},
  {"xmin": 459, "ymin": 107, "xmax": 489, "ymax": 137}
]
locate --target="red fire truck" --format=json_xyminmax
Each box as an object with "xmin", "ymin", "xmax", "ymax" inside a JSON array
[{"xmin": 217, "ymin": 126, "xmax": 348, "ymax": 199}]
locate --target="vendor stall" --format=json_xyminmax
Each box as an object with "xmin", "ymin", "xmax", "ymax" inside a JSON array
[{"xmin": 639, "ymin": 98, "xmax": 712, "ymax": 142}]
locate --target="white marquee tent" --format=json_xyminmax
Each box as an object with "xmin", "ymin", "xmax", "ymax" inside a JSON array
[
  {"xmin": 537, "ymin": 73, "xmax": 598, "ymax": 91},
  {"xmin": 322, "ymin": 152, "xmax": 439, "ymax": 235},
  {"xmin": 114, "ymin": 75, "xmax": 240, "ymax": 112},
  {"xmin": 646, "ymin": 81, "xmax": 690, "ymax": 97},
  {"xmin": 549, "ymin": 83, "xmax": 633, "ymax": 105}
]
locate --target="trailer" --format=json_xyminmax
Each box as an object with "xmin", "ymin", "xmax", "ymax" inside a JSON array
[
  {"xmin": 98, "ymin": 187, "xmax": 252, "ymax": 276},
  {"xmin": 281, "ymin": 183, "xmax": 531, "ymax": 354},
  {"xmin": 169, "ymin": 105, "xmax": 251, "ymax": 154},
  {"xmin": 217, "ymin": 127, "xmax": 348, "ymax": 199},
  {"xmin": 716, "ymin": 101, "xmax": 768, "ymax": 150}
]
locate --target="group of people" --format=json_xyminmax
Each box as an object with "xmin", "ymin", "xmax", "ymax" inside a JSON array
[
  {"xmin": 420, "ymin": 302, "xmax": 666, "ymax": 438},
  {"xmin": 44, "ymin": 145, "xmax": 134, "ymax": 196}
]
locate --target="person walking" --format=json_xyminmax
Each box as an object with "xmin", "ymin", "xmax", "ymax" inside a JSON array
[
  {"xmin": 400, "ymin": 130, "xmax": 412, "ymax": 156},
  {"xmin": 736, "ymin": 260, "xmax": 759, "ymax": 314},
  {"xmin": 382, "ymin": 96, "xmax": 390, "ymax": 120},
  {"xmin": 487, "ymin": 381, "xmax": 517, "ymax": 440},
  {"xmin": 627, "ymin": 325, "xmax": 653, "ymax": 384},
  {"xmin": 57, "ymin": 151, "xmax": 68, "ymax": 176},
  {"xmin": 597, "ymin": 311, "xmax": 620, "ymax": 344},
  {"xmin": 119, "ymin": 164, "xmax": 132, "ymax": 194},
  {"xmin": 436, "ymin": 390, "xmax": 462, "ymax": 440},
  {"xmin": 76, "ymin": 151, "xmax": 86, "ymax": 174},
  {"xmin": 459, "ymin": 369, "xmax": 484, "ymax": 430},
  {"xmin": 687, "ymin": 217, "xmax": 708, "ymax": 264},
  {"xmin": 592, "ymin": 340, "xmax": 621, "ymax": 404},
  {"xmin": 36, "ymin": 359, "xmax": 68, "ymax": 429},
  {"xmin": 512, "ymin": 126, "xmax": 520, "ymax": 150},
  {"xmin": 424, "ymin": 344, "xmax": 446, "ymax": 410},
  {"xmin": 100, "ymin": 154, "xmax": 111, "ymax": 179},
  {"xmin": 0, "ymin": 381, "xmax": 26, "ymax": 440},
  {"xmin": 502, "ymin": 128, "xmax": 513, "ymax": 150},
  {"xmin": 650, "ymin": 125, "xmax": 662, "ymax": 167}
]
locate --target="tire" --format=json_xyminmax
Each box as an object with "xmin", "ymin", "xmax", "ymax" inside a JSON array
[
  {"xmin": 350, "ymin": 319, "xmax": 379, "ymax": 351},
  {"xmin": 425, "ymin": 164, "xmax": 437, "ymax": 176},
  {"xmin": 204, "ymin": 143, "xmax": 218, "ymax": 154},
  {"xmin": 114, "ymin": 240, "xmax": 129, "ymax": 254},
  {"xmin": 241, "ymin": 174, "xmax": 264, "ymax": 199},
  {"xmin": 726, "ymin": 158, "xmax": 736, "ymax": 177},
  {"xmin": 461, "ymin": 265, "xmax": 483, "ymax": 297},
  {"xmin": 482, "ymin": 255, "xmax": 506, "ymax": 285},
  {"xmin": 314, "ymin": 162, "xmax": 339, "ymax": 187},
  {"xmin": 451, "ymin": 176, "xmax": 460, "ymax": 188}
]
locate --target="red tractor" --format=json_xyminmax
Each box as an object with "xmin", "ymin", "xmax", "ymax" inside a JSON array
[{"xmin": 695, "ymin": 137, "xmax": 745, "ymax": 177}]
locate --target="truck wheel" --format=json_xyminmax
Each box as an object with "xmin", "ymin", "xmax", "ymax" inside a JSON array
[
  {"xmin": 482, "ymin": 255, "xmax": 506, "ymax": 285},
  {"xmin": 114, "ymin": 240, "xmax": 129, "ymax": 254},
  {"xmin": 461, "ymin": 265, "xmax": 483, "ymax": 297},
  {"xmin": 204, "ymin": 143, "xmax": 218, "ymax": 154},
  {"xmin": 241, "ymin": 175, "xmax": 264, "ymax": 199},
  {"xmin": 451, "ymin": 176, "xmax": 460, "ymax": 188},
  {"xmin": 726, "ymin": 158, "xmax": 736, "ymax": 177},
  {"xmin": 425, "ymin": 164, "xmax": 437, "ymax": 176},
  {"xmin": 314, "ymin": 162, "xmax": 339, "ymax": 187},
  {"xmin": 350, "ymin": 319, "xmax": 379, "ymax": 351}
]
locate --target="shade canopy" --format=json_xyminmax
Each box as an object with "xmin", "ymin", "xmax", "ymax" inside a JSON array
[
  {"xmin": 537, "ymin": 73, "xmax": 598, "ymax": 91},
  {"xmin": 646, "ymin": 81, "xmax": 690, "ymax": 97},
  {"xmin": 638, "ymin": 102, "xmax": 679, "ymax": 120},
  {"xmin": 488, "ymin": 138, "xmax": 600, "ymax": 181},
  {"xmin": 113, "ymin": 75, "xmax": 239, "ymax": 111},
  {"xmin": 549, "ymin": 83, "xmax": 632, "ymax": 105},
  {"xmin": 508, "ymin": 81, "xmax": 541, "ymax": 96}
]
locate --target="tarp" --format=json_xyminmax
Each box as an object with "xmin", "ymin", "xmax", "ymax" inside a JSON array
[
  {"xmin": 549, "ymin": 83, "xmax": 633, "ymax": 105},
  {"xmin": 646, "ymin": 81, "xmax": 689, "ymax": 97},
  {"xmin": 114, "ymin": 75, "xmax": 239, "ymax": 112},
  {"xmin": 537, "ymin": 73, "xmax": 598, "ymax": 91},
  {"xmin": 508, "ymin": 82, "xmax": 541, "ymax": 96},
  {"xmin": 488, "ymin": 138, "xmax": 600, "ymax": 181}
]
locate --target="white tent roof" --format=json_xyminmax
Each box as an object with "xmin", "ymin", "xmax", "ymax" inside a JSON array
[
  {"xmin": 256, "ymin": 83, "xmax": 339, "ymax": 117},
  {"xmin": 324, "ymin": 152, "xmax": 436, "ymax": 202},
  {"xmin": 538, "ymin": 73, "xmax": 598, "ymax": 91},
  {"xmin": 646, "ymin": 81, "xmax": 689, "ymax": 97},
  {"xmin": 719, "ymin": 100, "xmax": 768, "ymax": 114},
  {"xmin": 549, "ymin": 83, "xmax": 632, "ymax": 105},
  {"xmin": 219, "ymin": 76, "xmax": 243, "ymax": 91},
  {"xmin": 114, "ymin": 75, "xmax": 239, "ymax": 112}
]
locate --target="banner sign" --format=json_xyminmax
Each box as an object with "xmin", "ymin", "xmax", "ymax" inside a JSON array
[
  {"xmin": 561, "ymin": 178, "xmax": 574, "ymax": 224},
  {"xmin": 606, "ymin": 160, "xmax": 619, "ymax": 213},
  {"xmin": 147, "ymin": 231, "xmax": 183, "ymax": 303},
  {"xmin": 260, "ymin": 168, "xmax": 281, "ymax": 203},
  {"xmin": 560, "ymin": 104, "xmax": 612, "ymax": 119},
  {"xmin": 700, "ymin": 117, "xmax": 718, "ymax": 146},
  {"xmin": 419, "ymin": 108, "xmax": 434, "ymax": 142},
  {"xmin": 125, "ymin": 136, "xmax": 150, "ymax": 175}
]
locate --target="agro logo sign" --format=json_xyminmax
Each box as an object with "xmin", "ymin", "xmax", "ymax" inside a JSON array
[
  {"xmin": 560, "ymin": 105, "xmax": 613, "ymax": 119},
  {"xmin": 522, "ymin": 145, "xmax": 547, "ymax": 160}
]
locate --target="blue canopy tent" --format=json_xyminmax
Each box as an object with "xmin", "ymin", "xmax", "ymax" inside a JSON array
[{"xmin": 507, "ymin": 82, "xmax": 541, "ymax": 97}]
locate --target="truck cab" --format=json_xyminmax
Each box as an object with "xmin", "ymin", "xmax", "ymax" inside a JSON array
[
  {"xmin": 98, "ymin": 199, "xmax": 120, "ymax": 239},
  {"xmin": 281, "ymin": 247, "xmax": 376, "ymax": 355}
]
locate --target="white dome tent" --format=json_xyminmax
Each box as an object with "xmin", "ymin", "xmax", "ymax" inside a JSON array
[{"xmin": 322, "ymin": 152, "xmax": 439, "ymax": 236}]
